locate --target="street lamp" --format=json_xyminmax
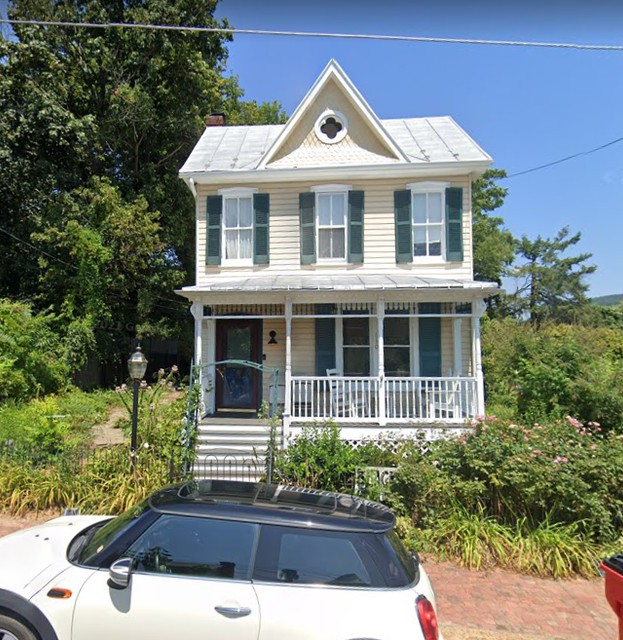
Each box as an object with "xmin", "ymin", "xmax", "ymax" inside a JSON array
[{"xmin": 128, "ymin": 345, "xmax": 148, "ymax": 469}]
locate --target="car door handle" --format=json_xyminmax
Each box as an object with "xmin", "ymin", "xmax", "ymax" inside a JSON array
[{"xmin": 215, "ymin": 605, "xmax": 252, "ymax": 618}]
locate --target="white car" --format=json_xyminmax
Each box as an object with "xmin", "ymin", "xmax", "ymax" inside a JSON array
[{"xmin": 0, "ymin": 479, "xmax": 442, "ymax": 640}]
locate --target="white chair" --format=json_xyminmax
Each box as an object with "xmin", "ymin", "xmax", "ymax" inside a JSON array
[{"xmin": 326, "ymin": 369, "xmax": 366, "ymax": 418}]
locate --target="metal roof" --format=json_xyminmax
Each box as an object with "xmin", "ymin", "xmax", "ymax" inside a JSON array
[
  {"xmin": 178, "ymin": 273, "xmax": 498, "ymax": 294},
  {"xmin": 180, "ymin": 116, "xmax": 490, "ymax": 175}
]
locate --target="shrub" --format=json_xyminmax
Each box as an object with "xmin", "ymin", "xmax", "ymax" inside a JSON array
[
  {"xmin": 273, "ymin": 423, "xmax": 360, "ymax": 492},
  {"xmin": 482, "ymin": 318, "xmax": 623, "ymax": 429},
  {"xmin": 0, "ymin": 299, "xmax": 70, "ymax": 402}
]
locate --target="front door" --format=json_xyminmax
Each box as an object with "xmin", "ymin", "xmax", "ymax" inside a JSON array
[{"xmin": 216, "ymin": 320, "xmax": 262, "ymax": 411}]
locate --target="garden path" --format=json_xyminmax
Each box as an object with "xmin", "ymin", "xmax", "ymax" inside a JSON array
[{"xmin": 0, "ymin": 516, "xmax": 616, "ymax": 640}]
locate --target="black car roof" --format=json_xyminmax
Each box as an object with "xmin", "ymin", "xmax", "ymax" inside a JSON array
[{"xmin": 148, "ymin": 480, "xmax": 395, "ymax": 533}]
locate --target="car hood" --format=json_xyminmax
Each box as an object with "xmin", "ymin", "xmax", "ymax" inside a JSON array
[{"xmin": 0, "ymin": 515, "xmax": 111, "ymax": 595}]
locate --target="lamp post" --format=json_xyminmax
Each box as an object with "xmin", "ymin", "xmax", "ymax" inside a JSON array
[{"xmin": 128, "ymin": 345, "xmax": 148, "ymax": 470}]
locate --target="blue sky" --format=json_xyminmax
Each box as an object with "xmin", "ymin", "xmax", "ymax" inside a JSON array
[
  {"xmin": 213, "ymin": 0, "xmax": 623, "ymax": 298},
  {"xmin": 2, "ymin": 0, "xmax": 622, "ymax": 297}
]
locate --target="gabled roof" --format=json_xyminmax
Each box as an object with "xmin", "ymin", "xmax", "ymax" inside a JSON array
[
  {"xmin": 259, "ymin": 59, "xmax": 408, "ymax": 168},
  {"xmin": 179, "ymin": 60, "xmax": 492, "ymax": 181}
]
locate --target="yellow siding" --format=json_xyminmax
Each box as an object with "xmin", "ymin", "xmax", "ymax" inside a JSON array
[
  {"xmin": 291, "ymin": 318, "xmax": 316, "ymax": 376},
  {"xmin": 262, "ymin": 319, "xmax": 286, "ymax": 402},
  {"xmin": 194, "ymin": 174, "xmax": 473, "ymax": 287}
]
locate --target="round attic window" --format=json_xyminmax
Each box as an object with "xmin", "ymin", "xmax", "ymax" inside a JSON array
[{"xmin": 314, "ymin": 110, "xmax": 348, "ymax": 144}]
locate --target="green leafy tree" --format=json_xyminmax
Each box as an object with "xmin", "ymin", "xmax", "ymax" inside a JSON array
[
  {"xmin": 471, "ymin": 169, "xmax": 515, "ymax": 286},
  {"xmin": 509, "ymin": 227, "xmax": 596, "ymax": 326},
  {"xmin": 1, "ymin": 0, "xmax": 285, "ymax": 377}
]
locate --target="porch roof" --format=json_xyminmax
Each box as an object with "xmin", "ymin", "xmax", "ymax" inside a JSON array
[{"xmin": 178, "ymin": 274, "xmax": 498, "ymax": 295}]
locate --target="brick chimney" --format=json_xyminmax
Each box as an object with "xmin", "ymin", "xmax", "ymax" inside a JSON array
[{"xmin": 206, "ymin": 113, "xmax": 226, "ymax": 126}]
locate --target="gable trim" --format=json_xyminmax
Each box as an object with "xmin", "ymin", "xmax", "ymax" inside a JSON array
[{"xmin": 258, "ymin": 59, "xmax": 409, "ymax": 169}]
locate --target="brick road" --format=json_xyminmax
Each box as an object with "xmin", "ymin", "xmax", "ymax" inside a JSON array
[
  {"xmin": 425, "ymin": 558, "xmax": 617, "ymax": 639},
  {"xmin": 0, "ymin": 515, "xmax": 618, "ymax": 639}
]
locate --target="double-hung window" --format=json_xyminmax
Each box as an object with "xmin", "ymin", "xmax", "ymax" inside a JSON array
[
  {"xmin": 342, "ymin": 317, "xmax": 370, "ymax": 376},
  {"xmin": 409, "ymin": 182, "xmax": 447, "ymax": 259},
  {"xmin": 384, "ymin": 317, "xmax": 411, "ymax": 376},
  {"xmin": 223, "ymin": 193, "xmax": 254, "ymax": 264},
  {"xmin": 394, "ymin": 182, "xmax": 463, "ymax": 263},
  {"xmin": 315, "ymin": 187, "xmax": 348, "ymax": 262},
  {"xmin": 206, "ymin": 188, "xmax": 269, "ymax": 266},
  {"xmin": 300, "ymin": 186, "xmax": 364, "ymax": 265}
]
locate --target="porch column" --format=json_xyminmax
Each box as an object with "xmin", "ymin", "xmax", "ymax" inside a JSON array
[
  {"xmin": 284, "ymin": 297, "xmax": 293, "ymax": 437},
  {"xmin": 377, "ymin": 299, "xmax": 386, "ymax": 426},
  {"xmin": 472, "ymin": 299, "xmax": 487, "ymax": 417},
  {"xmin": 190, "ymin": 301, "xmax": 204, "ymax": 412}
]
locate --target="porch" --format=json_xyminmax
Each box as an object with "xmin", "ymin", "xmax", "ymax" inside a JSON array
[{"xmin": 183, "ymin": 278, "xmax": 493, "ymax": 437}]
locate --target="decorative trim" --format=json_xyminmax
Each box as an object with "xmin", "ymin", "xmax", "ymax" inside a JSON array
[
  {"xmin": 406, "ymin": 181, "xmax": 451, "ymax": 192},
  {"xmin": 310, "ymin": 183, "xmax": 352, "ymax": 193},
  {"xmin": 314, "ymin": 109, "xmax": 348, "ymax": 144},
  {"xmin": 217, "ymin": 187, "xmax": 258, "ymax": 196}
]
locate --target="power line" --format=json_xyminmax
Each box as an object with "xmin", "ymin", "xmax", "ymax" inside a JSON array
[
  {"xmin": 1, "ymin": 18, "xmax": 623, "ymax": 51},
  {"xmin": 506, "ymin": 135, "xmax": 623, "ymax": 179}
]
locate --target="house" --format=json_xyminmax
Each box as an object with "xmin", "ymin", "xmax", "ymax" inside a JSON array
[{"xmin": 177, "ymin": 60, "xmax": 497, "ymax": 471}]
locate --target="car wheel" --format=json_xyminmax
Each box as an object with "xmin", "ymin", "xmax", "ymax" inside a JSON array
[{"xmin": 0, "ymin": 614, "xmax": 38, "ymax": 640}]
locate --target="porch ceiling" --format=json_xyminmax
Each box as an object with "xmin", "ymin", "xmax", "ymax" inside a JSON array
[{"xmin": 179, "ymin": 274, "xmax": 498, "ymax": 295}]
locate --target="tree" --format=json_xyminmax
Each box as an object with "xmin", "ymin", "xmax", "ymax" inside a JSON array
[
  {"xmin": 1, "ymin": 0, "xmax": 285, "ymax": 379},
  {"xmin": 509, "ymin": 227, "xmax": 596, "ymax": 326},
  {"xmin": 471, "ymin": 169, "xmax": 515, "ymax": 285}
]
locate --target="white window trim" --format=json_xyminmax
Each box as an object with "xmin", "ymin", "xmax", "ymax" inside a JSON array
[
  {"xmin": 218, "ymin": 187, "xmax": 258, "ymax": 197},
  {"xmin": 220, "ymin": 188, "xmax": 257, "ymax": 266},
  {"xmin": 314, "ymin": 188, "xmax": 349, "ymax": 264},
  {"xmin": 314, "ymin": 109, "xmax": 349, "ymax": 145},
  {"xmin": 407, "ymin": 181, "xmax": 450, "ymax": 263}
]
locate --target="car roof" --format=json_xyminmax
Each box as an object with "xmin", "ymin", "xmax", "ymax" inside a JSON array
[{"xmin": 148, "ymin": 480, "xmax": 395, "ymax": 533}]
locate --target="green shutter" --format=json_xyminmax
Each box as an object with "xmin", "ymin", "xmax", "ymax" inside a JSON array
[
  {"xmin": 315, "ymin": 317, "xmax": 336, "ymax": 375},
  {"xmin": 445, "ymin": 187, "xmax": 463, "ymax": 261},
  {"xmin": 419, "ymin": 316, "xmax": 441, "ymax": 377},
  {"xmin": 206, "ymin": 195, "xmax": 222, "ymax": 265},
  {"xmin": 394, "ymin": 190, "xmax": 412, "ymax": 263},
  {"xmin": 253, "ymin": 193, "xmax": 270, "ymax": 265},
  {"xmin": 348, "ymin": 190, "xmax": 364, "ymax": 264},
  {"xmin": 300, "ymin": 192, "xmax": 316, "ymax": 264}
]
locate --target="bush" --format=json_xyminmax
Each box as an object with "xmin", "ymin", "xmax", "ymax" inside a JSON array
[
  {"xmin": 392, "ymin": 417, "xmax": 623, "ymax": 545},
  {"xmin": 0, "ymin": 299, "xmax": 70, "ymax": 402},
  {"xmin": 482, "ymin": 318, "xmax": 623, "ymax": 430},
  {"xmin": 0, "ymin": 389, "xmax": 116, "ymax": 457},
  {"xmin": 273, "ymin": 423, "xmax": 360, "ymax": 492}
]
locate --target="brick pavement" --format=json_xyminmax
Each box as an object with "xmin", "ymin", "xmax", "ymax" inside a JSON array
[
  {"xmin": 425, "ymin": 558, "xmax": 617, "ymax": 639},
  {"xmin": 0, "ymin": 516, "xmax": 618, "ymax": 639}
]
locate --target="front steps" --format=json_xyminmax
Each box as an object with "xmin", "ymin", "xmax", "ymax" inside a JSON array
[{"xmin": 192, "ymin": 416, "xmax": 274, "ymax": 481}]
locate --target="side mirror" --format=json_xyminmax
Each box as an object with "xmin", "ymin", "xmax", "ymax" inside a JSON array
[{"xmin": 108, "ymin": 557, "xmax": 133, "ymax": 590}]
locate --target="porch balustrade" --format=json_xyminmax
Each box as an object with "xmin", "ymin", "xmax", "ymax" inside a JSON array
[{"xmin": 289, "ymin": 375, "xmax": 477, "ymax": 424}]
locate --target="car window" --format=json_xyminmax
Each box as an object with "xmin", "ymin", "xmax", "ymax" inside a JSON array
[
  {"xmin": 78, "ymin": 499, "xmax": 151, "ymax": 566},
  {"xmin": 254, "ymin": 526, "xmax": 377, "ymax": 587},
  {"xmin": 126, "ymin": 515, "xmax": 258, "ymax": 581},
  {"xmin": 253, "ymin": 525, "xmax": 418, "ymax": 588}
]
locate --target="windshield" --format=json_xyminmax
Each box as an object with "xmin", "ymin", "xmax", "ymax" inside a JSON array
[{"xmin": 78, "ymin": 499, "xmax": 151, "ymax": 566}]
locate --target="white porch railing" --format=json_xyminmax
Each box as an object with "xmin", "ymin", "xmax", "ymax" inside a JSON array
[{"xmin": 289, "ymin": 376, "xmax": 478, "ymax": 425}]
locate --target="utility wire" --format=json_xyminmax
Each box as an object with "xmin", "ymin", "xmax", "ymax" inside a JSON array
[
  {"xmin": 506, "ymin": 135, "xmax": 623, "ymax": 178},
  {"xmin": 1, "ymin": 18, "xmax": 623, "ymax": 51}
]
